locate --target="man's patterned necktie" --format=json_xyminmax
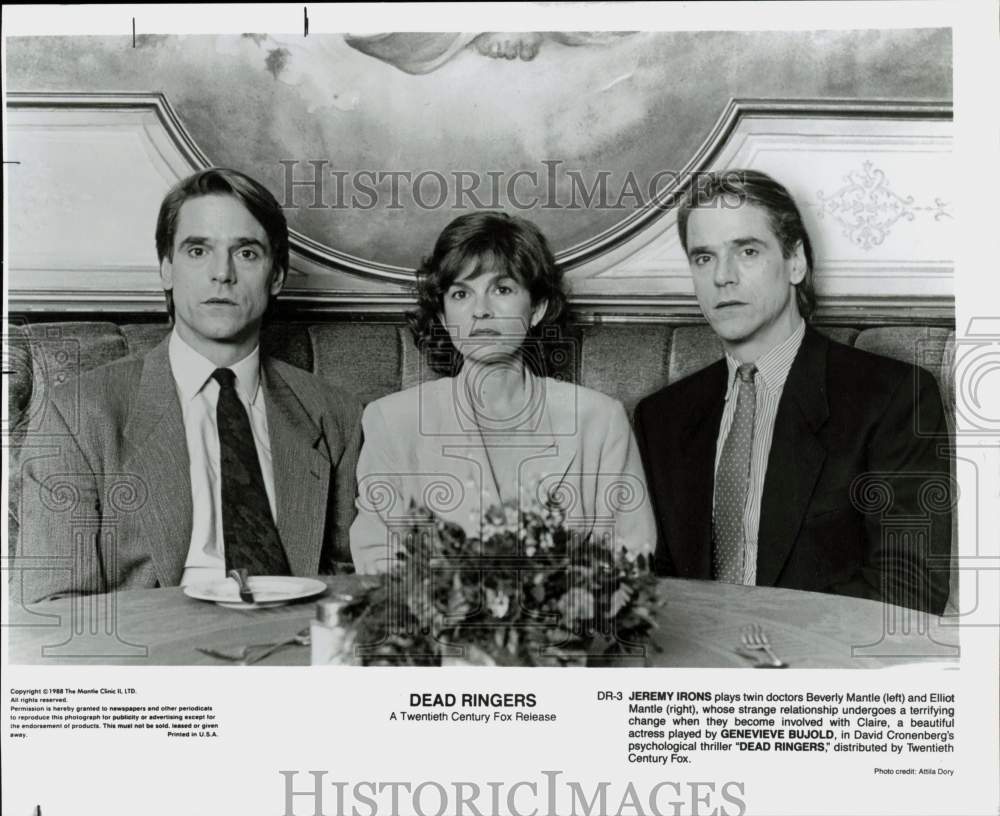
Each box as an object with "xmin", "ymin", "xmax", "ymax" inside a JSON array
[
  {"xmin": 212, "ymin": 368, "xmax": 291, "ymax": 576},
  {"xmin": 712, "ymin": 363, "xmax": 757, "ymax": 583}
]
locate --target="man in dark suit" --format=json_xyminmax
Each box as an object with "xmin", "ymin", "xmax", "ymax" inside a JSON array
[
  {"xmin": 634, "ymin": 170, "xmax": 951, "ymax": 614},
  {"xmin": 16, "ymin": 168, "xmax": 362, "ymax": 603}
]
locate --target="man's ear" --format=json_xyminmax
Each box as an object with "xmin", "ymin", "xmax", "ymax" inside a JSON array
[
  {"xmin": 530, "ymin": 299, "xmax": 549, "ymax": 329},
  {"xmin": 788, "ymin": 241, "xmax": 807, "ymax": 286},
  {"xmin": 270, "ymin": 264, "xmax": 287, "ymax": 297},
  {"xmin": 159, "ymin": 257, "xmax": 173, "ymax": 290}
]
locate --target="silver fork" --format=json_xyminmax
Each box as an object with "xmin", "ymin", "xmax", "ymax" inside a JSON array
[
  {"xmin": 228, "ymin": 568, "xmax": 255, "ymax": 604},
  {"xmin": 740, "ymin": 624, "xmax": 788, "ymax": 668},
  {"xmin": 197, "ymin": 628, "xmax": 311, "ymax": 665}
]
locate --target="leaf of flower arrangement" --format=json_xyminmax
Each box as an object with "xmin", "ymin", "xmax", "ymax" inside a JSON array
[
  {"xmin": 447, "ymin": 572, "xmax": 471, "ymax": 618},
  {"xmin": 342, "ymin": 496, "xmax": 662, "ymax": 666},
  {"xmin": 631, "ymin": 605, "xmax": 659, "ymax": 627},
  {"xmin": 485, "ymin": 587, "xmax": 510, "ymax": 618},
  {"xmin": 558, "ymin": 589, "xmax": 595, "ymax": 622},
  {"xmin": 588, "ymin": 631, "xmax": 614, "ymax": 656},
  {"xmin": 452, "ymin": 643, "xmax": 497, "ymax": 666},
  {"xmin": 610, "ymin": 584, "xmax": 634, "ymax": 617},
  {"xmin": 438, "ymin": 521, "xmax": 467, "ymax": 552},
  {"xmin": 505, "ymin": 627, "xmax": 520, "ymax": 656},
  {"xmin": 545, "ymin": 627, "xmax": 575, "ymax": 644},
  {"xmin": 402, "ymin": 576, "xmax": 437, "ymax": 634}
]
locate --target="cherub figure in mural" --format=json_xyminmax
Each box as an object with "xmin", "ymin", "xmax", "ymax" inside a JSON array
[{"xmin": 343, "ymin": 32, "xmax": 634, "ymax": 74}]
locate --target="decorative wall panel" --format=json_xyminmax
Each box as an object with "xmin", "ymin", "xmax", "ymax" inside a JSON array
[
  {"xmin": 576, "ymin": 101, "xmax": 953, "ymax": 320},
  {"xmin": 6, "ymin": 29, "xmax": 953, "ymax": 319}
]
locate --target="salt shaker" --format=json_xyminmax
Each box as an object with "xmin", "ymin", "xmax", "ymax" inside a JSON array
[{"xmin": 310, "ymin": 594, "xmax": 356, "ymax": 665}]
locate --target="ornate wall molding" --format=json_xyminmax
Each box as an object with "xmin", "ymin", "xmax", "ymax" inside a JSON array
[
  {"xmin": 5, "ymin": 92, "xmax": 415, "ymax": 294},
  {"xmin": 559, "ymin": 98, "xmax": 952, "ymax": 268},
  {"xmin": 7, "ymin": 93, "xmax": 953, "ymax": 320},
  {"xmin": 570, "ymin": 98, "xmax": 954, "ymax": 319},
  {"xmin": 814, "ymin": 159, "xmax": 951, "ymax": 251}
]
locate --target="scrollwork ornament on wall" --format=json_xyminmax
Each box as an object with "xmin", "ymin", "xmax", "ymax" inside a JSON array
[{"xmin": 816, "ymin": 160, "xmax": 951, "ymax": 250}]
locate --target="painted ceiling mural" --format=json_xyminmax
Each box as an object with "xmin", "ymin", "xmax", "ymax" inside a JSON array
[{"xmin": 7, "ymin": 30, "xmax": 950, "ymax": 273}]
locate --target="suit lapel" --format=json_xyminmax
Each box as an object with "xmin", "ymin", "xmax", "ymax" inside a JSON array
[
  {"xmin": 263, "ymin": 360, "xmax": 331, "ymax": 575},
  {"xmin": 434, "ymin": 379, "xmax": 498, "ymax": 508},
  {"xmin": 668, "ymin": 362, "xmax": 727, "ymax": 579},
  {"xmin": 756, "ymin": 328, "xmax": 830, "ymax": 586},
  {"xmin": 521, "ymin": 384, "xmax": 574, "ymax": 509},
  {"xmin": 122, "ymin": 338, "xmax": 192, "ymax": 586}
]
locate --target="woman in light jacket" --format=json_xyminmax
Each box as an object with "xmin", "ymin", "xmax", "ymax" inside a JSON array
[{"xmin": 350, "ymin": 212, "xmax": 655, "ymax": 573}]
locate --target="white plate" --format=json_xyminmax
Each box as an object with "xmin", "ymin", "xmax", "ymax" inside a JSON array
[{"xmin": 184, "ymin": 576, "xmax": 327, "ymax": 609}]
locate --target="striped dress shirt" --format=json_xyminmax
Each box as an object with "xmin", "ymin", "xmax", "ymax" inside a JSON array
[{"xmin": 713, "ymin": 320, "xmax": 806, "ymax": 584}]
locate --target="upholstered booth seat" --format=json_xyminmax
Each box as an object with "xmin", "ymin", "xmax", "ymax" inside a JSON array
[
  {"xmin": 6, "ymin": 317, "xmax": 957, "ymax": 608},
  {"xmin": 7, "ymin": 319, "xmax": 957, "ymax": 420}
]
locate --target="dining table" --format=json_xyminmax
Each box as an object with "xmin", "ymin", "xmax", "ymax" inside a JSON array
[{"xmin": 7, "ymin": 576, "xmax": 959, "ymax": 667}]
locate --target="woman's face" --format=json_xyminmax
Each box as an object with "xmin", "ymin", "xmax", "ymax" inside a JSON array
[{"xmin": 440, "ymin": 260, "xmax": 548, "ymax": 365}]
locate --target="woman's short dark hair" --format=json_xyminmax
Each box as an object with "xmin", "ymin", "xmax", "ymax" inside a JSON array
[
  {"xmin": 676, "ymin": 169, "xmax": 816, "ymax": 320},
  {"xmin": 410, "ymin": 211, "xmax": 569, "ymax": 377},
  {"xmin": 155, "ymin": 167, "xmax": 289, "ymax": 319}
]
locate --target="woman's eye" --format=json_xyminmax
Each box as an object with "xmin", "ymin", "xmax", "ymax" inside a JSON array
[
  {"xmin": 495, "ymin": 285, "xmax": 513, "ymax": 295},
  {"xmin": 449, "ymin": 289, "xmax": 467, "ymax": 300}
]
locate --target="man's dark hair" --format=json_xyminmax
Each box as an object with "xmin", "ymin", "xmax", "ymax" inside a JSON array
[
  {"xmin": 155, "ymin": 167, "xmax": 289, "ymax": 319},
  {"xmin": 410, "ymin": 211, "xmax": 569, "ymax": 377},
  {"xmin": 677, "ymin": 169, "xmax": 816, "ymax": 320}
]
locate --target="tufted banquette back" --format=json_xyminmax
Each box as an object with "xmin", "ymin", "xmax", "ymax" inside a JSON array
[
  {"xmin": 7, "ymin": 318, "xmax": 957, "ymax": 427},
  {"xmin": 6, "ymin": 316, "xmax": 958, "ymax": 611}
]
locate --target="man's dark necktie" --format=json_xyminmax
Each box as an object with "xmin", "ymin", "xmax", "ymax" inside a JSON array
[
  {"xmin": 712, "ymin": 363, "xmax": 757, "ymax": 584},
  {"xmin": 212, "ymin": 368, "xmax": 291, "ymax": 575}
]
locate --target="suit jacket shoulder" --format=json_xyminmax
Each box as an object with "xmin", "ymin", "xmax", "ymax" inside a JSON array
[
  {"xmin": 792, "ymin": 330, "xmax": 944, "ymax": 440},
  {"xmin": 635, "ymin": 358, "xmax": 727, "ymax": 423},
  {"xmin": 823, "ymin": 333, "xmax": 936, "ymax": 397},
  {"xmin": 46, "ymin": 348, "xmax": 146, "ymax": 418},
  {"xmin": 364, "ymin": 376, "xmax": 432, "ymax": 414},
  {"xmin": 359, "ymin": 376, "xmax": 636, "ymax": 458},
  {"xmin": 550, "ymin": 378, "xmax": 620, "ymax": 412},
  {"xmin": 39, "ymin": 349, "xmax": 152, "ymax": 467},
  {"xmin": 265, "ymin": 357, "xmax": 363, "ymax": 431},
  {"xmin": 548, "ymin": 378, "xmax": 629, "ymax": 436},
  {"xmin": 366, "ymin": 376, "xmax": 629, "ymax": 430}
]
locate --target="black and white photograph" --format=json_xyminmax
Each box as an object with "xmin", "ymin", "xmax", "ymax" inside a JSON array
[{"xmin": 3, "ymin": 3, "xmax": 998, "ymax": 815}]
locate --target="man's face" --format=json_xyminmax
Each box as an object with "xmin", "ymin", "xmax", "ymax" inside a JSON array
[
  {"xmin": 160, "ymin": 194, "xmax": 284, "ymax": 363},
  {"xmin": 685, "ymin": 201, "xmax": 805, "ymax": 362}
]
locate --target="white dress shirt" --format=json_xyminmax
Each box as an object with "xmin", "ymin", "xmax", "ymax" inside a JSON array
[
  {"xmin": 713, "ymin": 319, "xmax": 806, "ymax": 584},
  {"xmin": 168, "ymin": 331, "xmax": 277, "ymax": 586}
]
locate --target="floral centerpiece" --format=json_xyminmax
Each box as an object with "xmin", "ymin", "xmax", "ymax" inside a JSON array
[{"xmin": 340, "ymin": 498, "xmax": 661, "ymax": 666}]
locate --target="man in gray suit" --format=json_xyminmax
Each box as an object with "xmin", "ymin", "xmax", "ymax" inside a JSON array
[{"xmin": 16, "ymin": 168, "xmax": 362, "ymax": 603}]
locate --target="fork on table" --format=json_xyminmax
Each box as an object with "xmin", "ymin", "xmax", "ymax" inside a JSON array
[
  {"xmin": 740, "ymin": 624, "xmax": 788, "ymax": 668},
  {"xmin": 197, "ymin": 628, "xmax": 311, "ymax": 665}
]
